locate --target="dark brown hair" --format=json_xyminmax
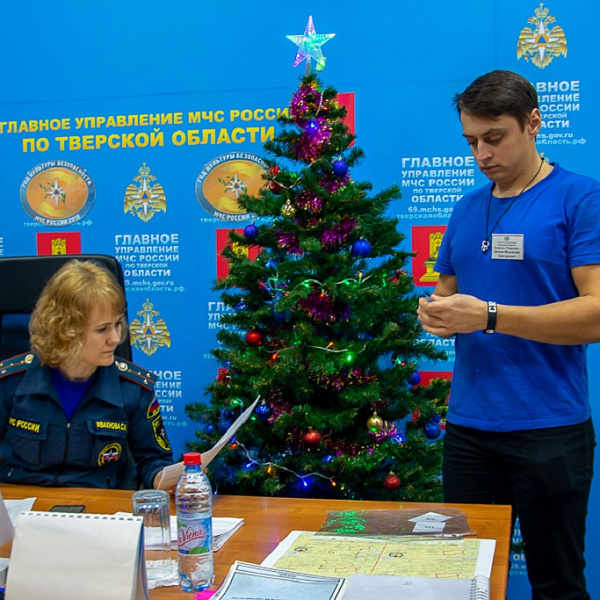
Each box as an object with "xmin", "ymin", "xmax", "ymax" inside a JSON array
[{"xmin": 453, "ymin": 70, "xmax": 539, "ymax": 130}]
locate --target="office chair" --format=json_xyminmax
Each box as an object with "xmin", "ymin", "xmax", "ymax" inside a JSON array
[
  {"xmin": 0, "ymin": 254, "xmax": 132, "ymax": 361},
  {"xmin": 0, "ymin": 254, "xmax": 140, "ymax": 489}
]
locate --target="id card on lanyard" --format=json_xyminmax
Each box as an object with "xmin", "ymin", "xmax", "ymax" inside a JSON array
[{"xmin": 491, "ymin": 233, "xmax": 524, "ymax": 260}]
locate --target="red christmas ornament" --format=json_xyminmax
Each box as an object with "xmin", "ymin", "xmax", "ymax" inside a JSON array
[
  {"xmin": 216, "ymin": 367, "xmax": 229, "ymax": 383},
  {"xmin": 269, "ymin": 165, "xmax": 283, "ymax": 194},
  {"xmin": 303, "ymin": 428, "xmax": 323, "ymax": 447},
  {"xmin": 388, "ymin": 269, "xmax": 406, "ymax": 285},
  {"xmin": 245, "ymin": 330, "xmax": 263, "ymax": 347},
  {"xmin": 383, "ymin": 473, "xmax": 401, "ymax": 491}
]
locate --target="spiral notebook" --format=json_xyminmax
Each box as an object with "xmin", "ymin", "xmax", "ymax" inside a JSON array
[
  {"xmin": 6, "ymin": 511, "xmax": 149, "ymax": 600},
  {"xmin": 342, "ymin": 574, "xmax": 489, "ymax": 600},
  {"xmin": 469, "ymin": 575, "xmax": 490, "ymax": 599}
]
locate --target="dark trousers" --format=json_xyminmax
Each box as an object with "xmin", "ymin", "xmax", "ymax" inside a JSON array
[{"xmin": 443, "ymin": 419, "xmax": 595, "ymax": 600}]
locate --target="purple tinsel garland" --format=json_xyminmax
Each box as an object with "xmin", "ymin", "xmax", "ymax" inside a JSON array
[
  {"xmin": 368, "ymin": 420, "xmax": 399, "ymax": 443},
  {"xmin": 295, "ymin": 117, "xmax": 332, "ymax": 162},
  {"xmin": 317, "ymin": 368, "xmax": 376, "ymax": 391},
  {"xmin": 321, "ymin": 174, "xmax": 350, "ymax": 193},
  {"xmin": 320, "ymin": 217, "xmax": 356, "ymax": 250},
  {"xmin": 298, "ymin": 291, "xmax": 350, "ymax": 323},
  {"xmin": 267, "ymin": 394, "xmax": 294, "ymax": 424},
  {"xmin": 276, "ymin": 231, "xmax": 303, "ymax": 255},
  {"xmin": 290, "ymin": 84, "xmax": 323, "ymax": 123},
  {"xmin": 296, "ymin": 190, "xmax": 324, "ymax": 213}
]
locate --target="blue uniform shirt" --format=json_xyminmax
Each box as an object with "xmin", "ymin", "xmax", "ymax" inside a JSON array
[{"xmin": 0, "ymin": 353, "xmax": 173, "ymax": 488}]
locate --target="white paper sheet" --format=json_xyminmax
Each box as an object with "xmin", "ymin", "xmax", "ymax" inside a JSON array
[
  {"xmin": 156, "ymin": 395, "xmax": 260, "ymax": 491},
  {"xmin": 116, "ymin": 512, "xmax": 244, "ymax": 551},
  {"xmin": 0, "ymin": 491, "xmax": 16, "ymax": 546}
]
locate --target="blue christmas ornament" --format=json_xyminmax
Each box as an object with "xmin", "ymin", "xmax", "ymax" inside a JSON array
[
  {"xmin": 432, "ymin": 413, "xmax": 442, "ymax": 423},
  {"xmin": 236, "ymin": 301, "xmax": 250, "ymax": 311},
  {"xmin": 391, "ymin": 432, "xmax": 406, "ymax": 444},
  {"xmin": 333, "ymin": 159, "xmax": 348, "ymax": 176},
  {"xmin": 255, "ymin": 401, "xmax": 271, "ymax": 420},
  {"xmin": 244, "ymin": 223, "xmax": 259, "ymax": 240},
  {"xmin": 273, "ymin": 308, "xmax": 292, "ymax": 324},
  {"xmin": 424, "ymin": 421, "xmax": 442, "ymax": 440},
  {"xmin": 322, "ymin": 454, "xmax": 335, "ymax": 464},
  {"xmin": 266, "ymin": 259, "xmax": 279, "ymax": 269},
  {"xmin": 305, "ymin": 120, "xmax": 320, "ymax": 136},
  {"xmin": 351, "ymin": 239, "xmax": 372, "ymax": 257},
  {"xmin": 218, "ymin": 418, "xmax": 233, "ymax": 434},
  {"xmin": 407, "ymin": 372, "xmax": 422, "ymax": 386}
]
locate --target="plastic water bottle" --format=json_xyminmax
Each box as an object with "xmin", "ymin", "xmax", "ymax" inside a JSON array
[{"xmin": 175, "ymin": 452, "xmax": 214, "ymax": 592}]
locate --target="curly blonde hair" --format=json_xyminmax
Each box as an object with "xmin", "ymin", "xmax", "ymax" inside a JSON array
[{"xmin": 29, "ymin": 260, "xmax": 127, "ymax": 367}]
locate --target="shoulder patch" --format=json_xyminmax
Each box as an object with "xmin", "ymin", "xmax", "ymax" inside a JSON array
[
  {"xmin": 0, "ymin": 353, "xmax": 35, "ymax": 381},
  {"xmin": 114, "ymin": 358, "xmax": 157, "ymax": 391}
]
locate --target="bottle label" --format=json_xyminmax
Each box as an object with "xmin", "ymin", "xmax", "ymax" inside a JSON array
[{"xmin": 177, "ymin": 514, "xmax": 212, "ymax": 555}]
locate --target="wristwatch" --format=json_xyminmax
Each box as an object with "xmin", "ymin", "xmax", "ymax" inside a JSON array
[{"xmin": 484, "ymin": 300, "xmax": 497, "ymax": 334}]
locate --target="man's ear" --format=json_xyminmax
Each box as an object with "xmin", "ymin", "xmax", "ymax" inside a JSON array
[{"xmin": 527, "ymin": 108, "xmax": 542, "ymax": 137}]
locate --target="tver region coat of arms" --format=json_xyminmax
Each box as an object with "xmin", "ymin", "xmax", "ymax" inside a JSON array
[
  {"xmin": 517, "ymin": 3, "xmax": 567, "ymax": 69},
  {"xmin": 124, "ymin": 163, "xmax": 166, "ymax": 222}
]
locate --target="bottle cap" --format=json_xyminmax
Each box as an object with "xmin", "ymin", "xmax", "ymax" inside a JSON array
[{"xmin": 183, "ymin": 452, "xmax": 202, "ymax": 466}]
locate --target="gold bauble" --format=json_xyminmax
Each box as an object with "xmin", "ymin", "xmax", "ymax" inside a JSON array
[
  {"xmin": 367, "ymin": 412, "xmax": 384, "ymax": 432},
  {"xmin": 281, "ymin": 199, "xmax": 296, "ymax": 218}
]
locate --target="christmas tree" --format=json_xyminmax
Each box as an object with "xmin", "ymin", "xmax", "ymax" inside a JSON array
[{"xmin": 186, "ymin": 72, "xmax": 449, "ymax": 501}]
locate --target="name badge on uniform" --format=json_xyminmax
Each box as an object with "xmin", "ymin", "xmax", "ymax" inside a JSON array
[{"xmin": 491, "ymin": 234, "xmax": 524, "ymax": 260}]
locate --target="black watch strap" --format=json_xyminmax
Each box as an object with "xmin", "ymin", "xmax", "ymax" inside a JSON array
[{"xmin": 484, "ymin": 301, "xmax": 497, "ymax": 334}]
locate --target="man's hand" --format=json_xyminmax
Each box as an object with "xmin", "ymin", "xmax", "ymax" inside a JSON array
[{"xmin": 417, "ymin": 293, "xmax": 487, "ymax": 338}]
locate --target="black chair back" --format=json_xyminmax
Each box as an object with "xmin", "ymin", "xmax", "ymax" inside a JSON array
[{"xmin": 0, "ymin": 254, "xmax": 132, "ymax": 361}]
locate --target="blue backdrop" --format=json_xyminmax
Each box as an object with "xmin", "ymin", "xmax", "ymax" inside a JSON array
[{"xmin": 1, "ymin": 2, "xmax": 598, "ymax": 597}]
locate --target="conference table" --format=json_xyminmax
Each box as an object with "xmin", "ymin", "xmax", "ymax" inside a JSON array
[{"xmin": 0, "ymin": 484, "xmax": 511, "ymax": 599}]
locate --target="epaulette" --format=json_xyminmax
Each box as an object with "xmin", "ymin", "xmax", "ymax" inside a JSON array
[
  {"xmin": 114, "ymin": 358, "xmax": 157, "ymax": 391},
  {"xmin": 0, "ymin": 353, "xmax": 35, "ymax": 381}
]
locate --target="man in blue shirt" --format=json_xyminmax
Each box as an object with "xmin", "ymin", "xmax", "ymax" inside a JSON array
[{"xmin": 418, "ymin": 70, "xmax": 600, "ymax": 600}]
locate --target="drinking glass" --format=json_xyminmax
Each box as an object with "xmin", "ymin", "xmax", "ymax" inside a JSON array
[{"xmin": 132, "ymin": 489, "xmax": 173, "ymax": 584}]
